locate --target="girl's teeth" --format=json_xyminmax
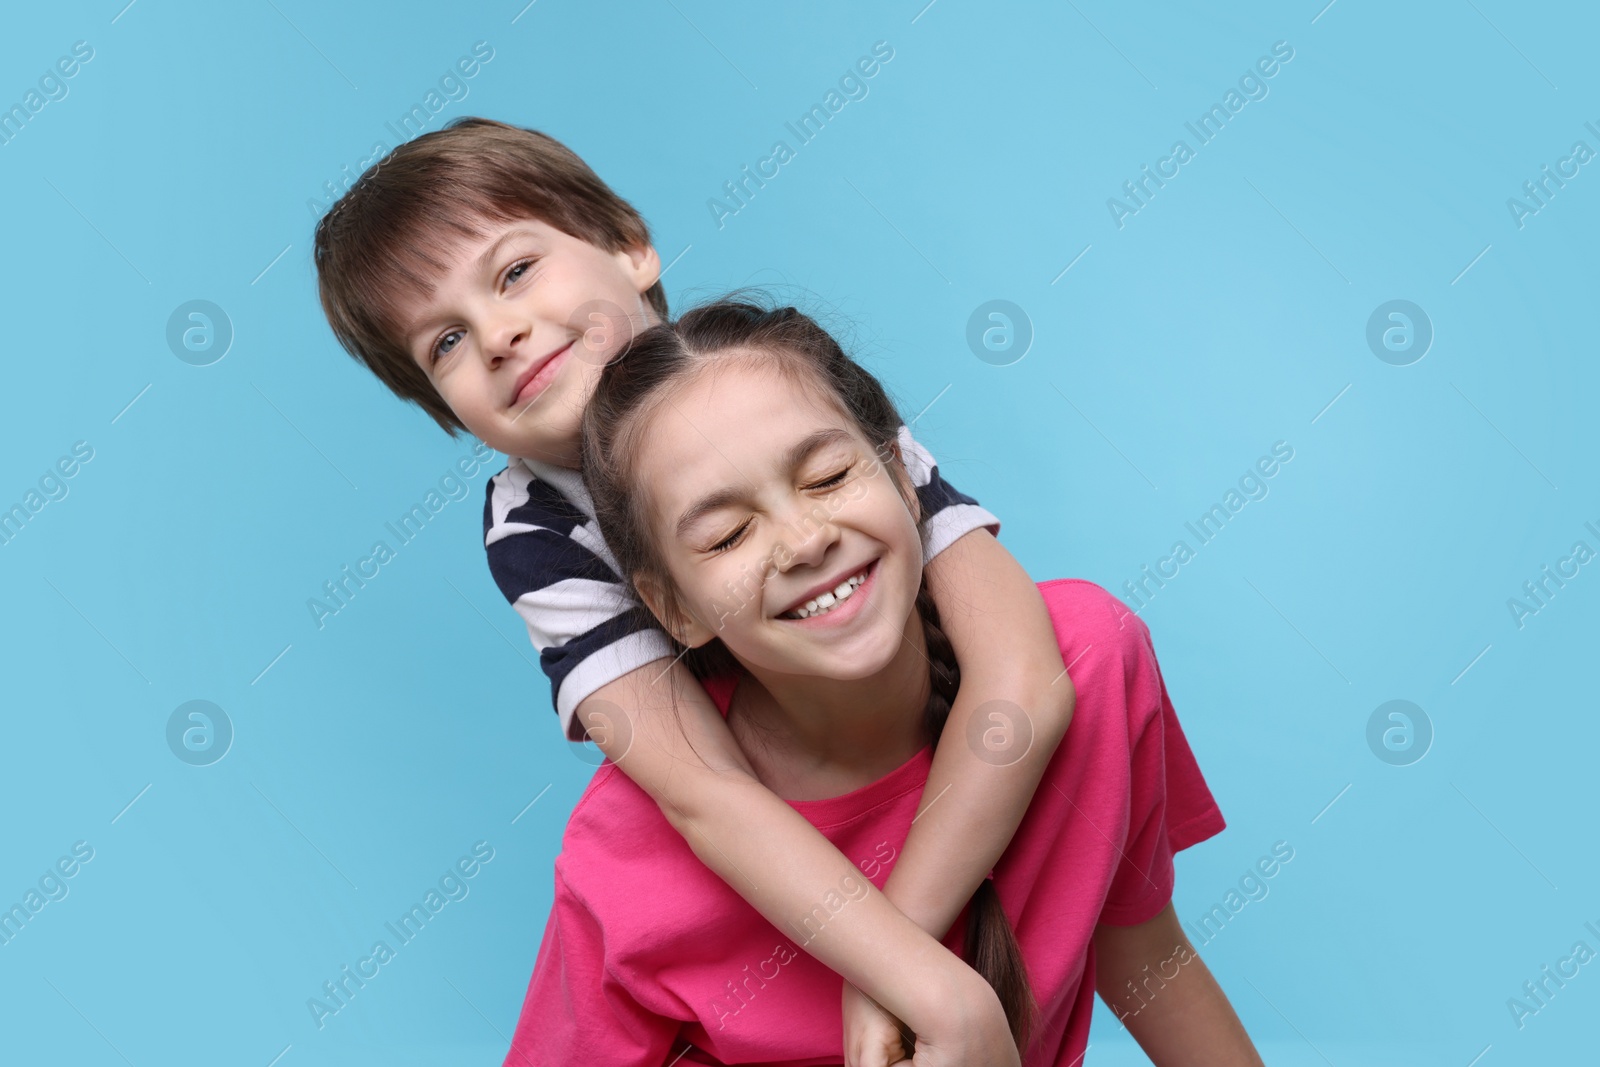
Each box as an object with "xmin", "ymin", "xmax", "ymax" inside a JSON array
[{"xmin": 786, "ymin": 571, "xmax": 868, "ymax": 619}]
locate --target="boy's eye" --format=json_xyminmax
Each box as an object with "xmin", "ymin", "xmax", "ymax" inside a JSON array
[
  {"xmin": 708, "ymin": 520, "xmax": 750, "ymax": 554},
  {"xmin": 430, "ymin": 329, "xmax": 465, "ymax": 363},
  {"xmin": 503, "ymin": 258, "xmax": 535, "ymax": 288}
]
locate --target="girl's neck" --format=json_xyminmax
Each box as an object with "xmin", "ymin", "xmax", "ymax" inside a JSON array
[{"xmin": 727, "ymin": 611, "xmax": 933, "ymax": 802}]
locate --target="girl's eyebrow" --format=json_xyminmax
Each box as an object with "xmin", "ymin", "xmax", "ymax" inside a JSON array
[{"xmin": 673, "ymin": 427, "xmax": 855, "ymax": 539}]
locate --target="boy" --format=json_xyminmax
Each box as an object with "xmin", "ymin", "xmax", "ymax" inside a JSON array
[{"xmin": 312, "ymin": 116, "xmax": 1075, "ymax": 1059}]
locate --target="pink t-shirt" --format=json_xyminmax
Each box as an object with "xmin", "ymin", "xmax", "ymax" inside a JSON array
[{"xmin": 503, "ymin": 579, "xmax": 1226, "ymax": 1066}]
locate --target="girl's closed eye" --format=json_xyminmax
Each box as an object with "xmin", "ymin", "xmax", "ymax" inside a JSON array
[
  {"xmin": 707, "ymin": 469, "xmax": 850, "ymax": 550},
  {"xmin": 707, "ymin": 520, "xmax": 750, "ymax": 554},
  {"xmin": 808, "ymin": 467, "xmax": 851, "ymax": 490},
  {"xmin": 704, "ymin": 468, "xmax": 851, "ymax": 551}
]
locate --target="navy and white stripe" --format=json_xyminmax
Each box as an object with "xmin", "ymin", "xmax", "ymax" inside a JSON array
[{"xmin": 483, "ymin": 425, "xmax": 999, "ymax": 740}]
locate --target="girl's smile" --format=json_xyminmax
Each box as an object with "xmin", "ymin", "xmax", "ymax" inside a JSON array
[{"xmin": 775, "ymin": 558, "xmax": 877, "ymax": 624}]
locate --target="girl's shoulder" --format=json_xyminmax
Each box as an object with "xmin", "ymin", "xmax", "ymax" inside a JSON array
[
  {"xmin": 1034, "ymin": 577, "xmax": 1144, "ymax": 640},
  {"xmin": 556, "ymin": 761, "xmax": 722, "ymax": 909},
  {"xmin": 566, "ymin": 760, "xmax": 665, "ymax": 840},
  {"xmin": 1033, "ymin": 577, "xmax": 1161, "ymax": 691}
]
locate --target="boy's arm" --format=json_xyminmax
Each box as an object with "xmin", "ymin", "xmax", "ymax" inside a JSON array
[
  {"xmin": 1092, "ymin": 902, "xmax": 1264, "ymax": 1065},
  {"xmin": 578, "ymin": 659, "xmax": 1017, "ymax": 1064},
  {"xmin": 881, "ymin": 528, "xmax": 1076, "ymax": 937}
]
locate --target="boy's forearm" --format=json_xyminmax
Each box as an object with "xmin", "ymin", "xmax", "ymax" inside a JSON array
[
  {"xmin": 1093, "ymin": 903, "xmax": 1264, "ymax": 1066},
  {"xmin": 674, "ymin": 771, "xmax": 989, "ymax": 1026},
  {"xmin": 579, "ymin": 659, "xmax": 984, "ymax": 1029},
  {"xmin": 882, "ymin": 529, "xmax": 1074, "ymax": 937}
]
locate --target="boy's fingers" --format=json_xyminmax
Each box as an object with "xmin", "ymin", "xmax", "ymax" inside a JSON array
[{"xmin": 850, "ymin": 1044, "xmax": 891, "ymax": 1067}]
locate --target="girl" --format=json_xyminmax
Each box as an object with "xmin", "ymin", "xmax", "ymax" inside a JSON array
[{"xmin": 502, "ymin": 298, "xmax": 1264, "ymax": 1066}]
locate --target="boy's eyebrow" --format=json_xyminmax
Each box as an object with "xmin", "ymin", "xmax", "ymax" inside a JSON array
[
  {"xmin": 475, "ymin": 228, "xmax": 539, "ymax": 273},
  {"xmin": 674, "ymin": 427, "xmax": 855, "ymax": 539}
]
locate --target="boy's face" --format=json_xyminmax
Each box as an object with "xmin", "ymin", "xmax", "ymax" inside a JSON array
[{"xmin": 400, "ymin": 217, "xmax": 661, "ymax": 466}]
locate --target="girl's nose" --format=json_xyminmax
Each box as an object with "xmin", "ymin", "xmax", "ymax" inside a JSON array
[{"xmin": 773, "ymin": 500, "xmax": 840, "ymax": 570}]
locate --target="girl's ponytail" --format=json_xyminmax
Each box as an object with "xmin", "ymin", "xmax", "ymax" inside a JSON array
[{"xmin": 914, "ymin": 580, "xmax": 1039, "ymax": 1054}]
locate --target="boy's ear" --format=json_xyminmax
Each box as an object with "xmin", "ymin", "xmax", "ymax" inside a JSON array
[
  {"xmin": 634, "ymin": 572, "xmax": 714, "ymax": 649},
  {"xmin": 616, "ymin": 242, "xmax": 662, "ymax": 295}
]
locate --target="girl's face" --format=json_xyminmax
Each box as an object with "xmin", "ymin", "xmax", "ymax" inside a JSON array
[{"xmin": 630, "ymin": 354, "xmax": 925, "ymax": 683}]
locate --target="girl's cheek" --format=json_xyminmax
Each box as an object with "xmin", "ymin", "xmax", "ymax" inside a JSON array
[{"xmin": 764, "ymin": 540, "xmax": 795, "ymax": 576}]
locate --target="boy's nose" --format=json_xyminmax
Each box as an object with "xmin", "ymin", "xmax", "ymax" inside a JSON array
[{"xmin": 481, "ymin": 313, "xmax": 530, "ymax": 363}]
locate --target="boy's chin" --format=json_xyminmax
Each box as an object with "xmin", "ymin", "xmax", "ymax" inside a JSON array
[{"xmin": 488, "ymin": 419, "xmax": 579, "ymax": 465}]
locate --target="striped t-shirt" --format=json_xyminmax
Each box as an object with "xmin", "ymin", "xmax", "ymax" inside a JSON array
[{"xmin": 482, "ymin": 426, "xmax": 999, "ymax": 740}]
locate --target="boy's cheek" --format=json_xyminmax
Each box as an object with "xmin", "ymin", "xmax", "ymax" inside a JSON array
[{"xmin": 435, "ymin": 383, "xmax": 490, "ymax": 435}]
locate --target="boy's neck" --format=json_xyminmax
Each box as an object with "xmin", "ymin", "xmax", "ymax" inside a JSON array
[
  {"xmin": 727, "ymin": 613, "xmax": 933, "ymax": 802},
  {"xmin": 515, "ymin": 449, "xmax": 582, "ymax": 473}
]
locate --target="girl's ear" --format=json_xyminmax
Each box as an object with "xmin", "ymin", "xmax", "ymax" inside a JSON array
[{"xmin": 635, "ymin": 572, "xmax": 715, "ymax": 649}]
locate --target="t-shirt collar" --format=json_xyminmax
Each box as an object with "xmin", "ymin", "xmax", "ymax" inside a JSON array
[{"xmin": 513, "ymin": 453, "xmax": 598, "ymax": 521}]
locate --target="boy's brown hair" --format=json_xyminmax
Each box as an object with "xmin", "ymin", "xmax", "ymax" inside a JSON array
[{"xmin": 312, "ymin": 116, "xmax": 670, "ymax": 437}]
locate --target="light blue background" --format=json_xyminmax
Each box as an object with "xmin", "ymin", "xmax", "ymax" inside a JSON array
[{"xmin": 2, "ymin": 1, "xmax": 1595, "ymax": 1063}]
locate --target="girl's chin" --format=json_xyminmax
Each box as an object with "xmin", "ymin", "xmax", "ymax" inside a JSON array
[{"xmin": 743, "ymin": 629, "xmax": 905, "ymax": 681}]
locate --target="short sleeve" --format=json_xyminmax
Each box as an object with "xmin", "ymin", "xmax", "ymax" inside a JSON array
[
  {"xmin": 502, "ymin": 869, "xmax": 679, "ymax": 1067},
  {"xmin": 1096, "ymin": 604, "xmax": 1226, "ymax": 926},
  {"xmin": 484, "ymin": 466, "xmax": 674, "ymax": 741},
  {"xmin": 897, "ymin": 426, "xmax": 1001, "ymax": 560}
]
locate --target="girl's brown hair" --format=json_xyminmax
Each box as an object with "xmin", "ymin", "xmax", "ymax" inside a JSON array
[
  {"xmin": 312, "ymin": 116, "xmax": 669, "ymax": 437},
  {"xmin": 580, "ymin": 296, "xmax": 1039, "ymax": 1054}
]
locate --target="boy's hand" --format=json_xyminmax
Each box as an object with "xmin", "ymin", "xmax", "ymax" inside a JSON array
[
  {"xmin": 905, "ymin": 968, "xmax": 1020, "ymax": 1067},
  {"xmin": 842, "ymin": 981, "xmax": 909, "ymax": 1067},
  {"xmin": 845, "ymin": 965, "xmax": 1020, "ymax": 1067}
]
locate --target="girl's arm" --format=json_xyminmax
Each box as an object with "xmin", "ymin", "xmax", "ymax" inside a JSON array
[
  {"xmin": 1092, "ymin": 902, "xmax": 1264, "ymax": 1065},
  {"xmin": 578, "ymin": 659, "xmax": 1019, "ymax": 1066},
  {"xmin": 879, "ymin": 528, "xmax": 1077, "ymax": 937}
]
